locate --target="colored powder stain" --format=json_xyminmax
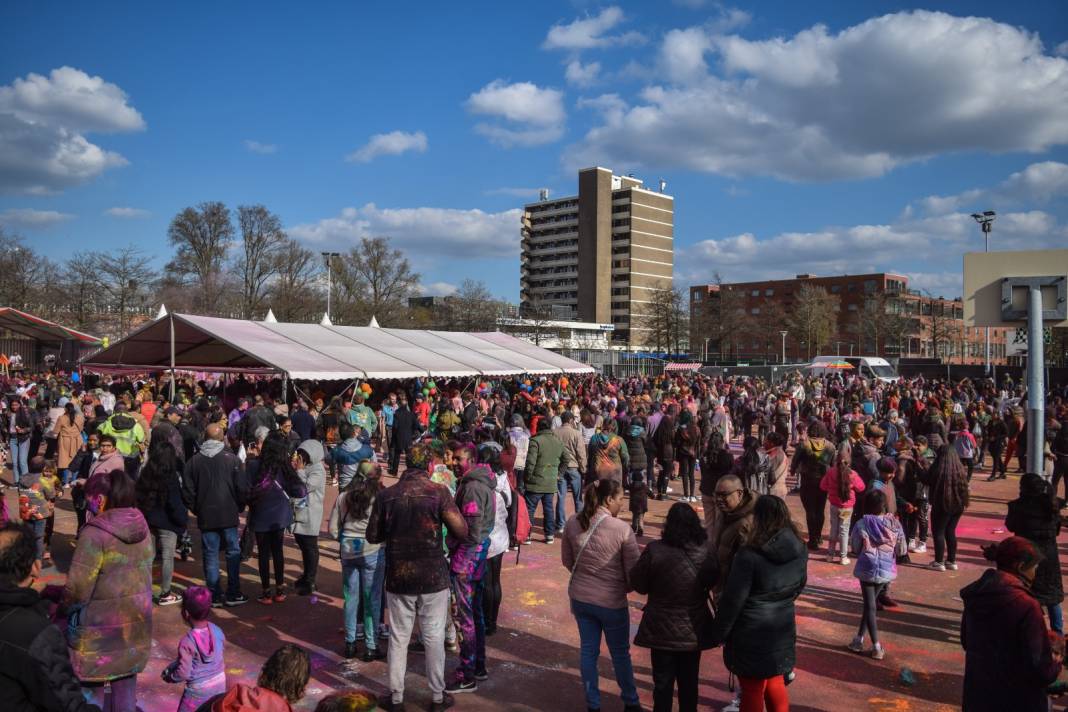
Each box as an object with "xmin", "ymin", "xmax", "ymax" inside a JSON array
[
  {"xmin": 519, "ymin": 591, "xmax": 546, "ymax": 606},
  {"xmin": 227, "ymin": 668, "xmax": 244, "ymax": 675},
  {"xmin": 868, "ymin": 697, "xmax": 911, "ymax": 711}
]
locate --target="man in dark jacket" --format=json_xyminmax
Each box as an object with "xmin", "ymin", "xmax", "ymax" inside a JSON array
[
  {"xmin": 961, "ymin": 536, "xmax": 1061, "ymax": 711},
  {"xmin": 448, "ymin": 464, "xmax": 497, "ymax": 692},
  {"xmin": 0, "ymin": 522, "xmax": 100, "ymax": 711},
  {"xmin": 151, "ymin": 406, "xmax": 186, "ymax": 466},
  {"xmin": 238, "ymin": 396, "xmax": 277, "ymax": 445},
  {"xmin": 290, "ymin": 399, "xmax": 316, "ymax": 442},
  {"xmin": 367, "ymin": 442, "xmax": 467, "ymax": 712},
  {"xmin": 181, "ymin": 424, "xmax": 249, "ymax": 607},
  {"xmin": 388, "ymin": 396, "xmax": 420, "ymax": 476}
]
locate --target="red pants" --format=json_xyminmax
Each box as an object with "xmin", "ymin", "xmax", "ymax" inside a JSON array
[
  {"xmin": 1004, "ymin": 437, "xmax": 1018, "ymax": 470},
  {"xmin": 739, "ymin": 675, "xmax": 789, "ymax": 712}
]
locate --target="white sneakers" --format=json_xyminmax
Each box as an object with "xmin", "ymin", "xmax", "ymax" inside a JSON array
[
  {"xmin": 929, "ymin": 561, "xmax": 946, "ymax": 572},
  {"xmin": 840, "ymin": 556, "xmax": 851, "ymax": 566}
]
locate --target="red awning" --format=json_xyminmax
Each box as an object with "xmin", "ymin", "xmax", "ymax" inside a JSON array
[
  {"xmin": 0, "ymin": 307, "xmax": 100, "ymax": 344},
  {"xmin": 664, "ymin": 362, "xmax": 702, "ymax": 372}
]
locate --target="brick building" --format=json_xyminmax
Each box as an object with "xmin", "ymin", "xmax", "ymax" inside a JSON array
[{"xmin": 689, "ymin": 272, "xmax": 1009, "ymax": 365}]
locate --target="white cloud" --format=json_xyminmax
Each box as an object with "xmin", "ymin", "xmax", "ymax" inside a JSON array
[
  {"xmin": 346, "ymin": 130, "xmax": 428, "ymax": 163},
  {"xmin": 676, "ymin": 163, "xmax": 1068, "ymax": 298},
  {"xmin": 417, "ymin": 281, "xmax": 459, "ymax": 297},
  {"xmin": 289, "ymin": 203, "xmax": 523, "ymax": 258},
  {"xmin": 572, "ymin": 11, "xmax": 1068, "ymax": 181},
  {"xmin": 0, "ymin": 66, "xmax": 145, "ymax": 133},
  {"xmin": 1056, "ymin": 40, "xmax": 1068, "ymax": 57},
  {"xmin": 244, "ymin": 140, "xmax": 277, "ymax": 154},
  {"xmin": 466, "ymin": 80, "xmax": 565, "ymax": 147},
  {"xmin": 542, "ymin": 7, "xmax": 645, "ymax": 51},
  {"xmin": 0, "ymin": 207, "xmax": 74, "ymax": 228},
  {"xmin": 104, "ymin": 206, "xmax": 150, "ymax": 218},
  {"xmin": 913, "ymin": 161, "xmax": 1068, "ymax": 215},
  {"xmin": 565, "ymin": 60, "xmax": 601, "ymax": 87},
  {"xmin": 0, "ymin": 67, "xmax": 142, "ymax": 194}
]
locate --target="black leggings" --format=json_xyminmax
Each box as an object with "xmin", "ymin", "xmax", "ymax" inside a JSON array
[
  {"xmin": 255, "ymin": 529, "xmax": 286, "ymax": 589},
  {"xmin": 931, "ymin": 509, "xmax": 962, "ymax": 564},
  {"xmin": 293, "ymin": 533, "xmax": 319, "ymax": 586},
  {"xmin": 799, "ymin": 481, "xmax": 827, "ymax": 546},
  {"xmin": 857, "ymin": 582, "xmax": 887, "ymax": 645},
  {"xmin": 651, "ymin": 648, "xmax": 701, "ymax": 712},
  {"xmin": 677, "ymin": 454, "xmax": 696, "ymax": 498},
  {"xmin": 482, "ymin": 552, "xmax": 504, "ymax": 631}
]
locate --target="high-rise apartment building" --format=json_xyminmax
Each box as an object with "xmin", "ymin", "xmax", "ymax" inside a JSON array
[{"xmin": 520, "ymin": 167, "xmax": 674, "ymax": 347}]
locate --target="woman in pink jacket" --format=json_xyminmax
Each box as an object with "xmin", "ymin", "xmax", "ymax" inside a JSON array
[
  {"xmin": 820, "ymin": 445, "xmax": 866, "ymax": 565},
  {"xmin": 561, "ymin": 479, "xmax": 641, "ymax": 712}
]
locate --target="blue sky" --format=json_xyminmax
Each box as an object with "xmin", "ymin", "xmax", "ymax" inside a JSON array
[{"xmin": 2, "ymin": 1, "xmax": 1067, "ymax": 303}]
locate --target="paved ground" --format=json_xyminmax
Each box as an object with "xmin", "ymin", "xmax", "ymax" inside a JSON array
[{"xmin": 16, "ymin": 453, "xmax": 1068, "ymax": 712}]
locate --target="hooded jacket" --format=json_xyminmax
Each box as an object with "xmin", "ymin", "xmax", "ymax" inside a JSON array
[
  {"xmin": 331, "ymin": 436, "xmax": 374, "ymax": 490},
  {"xmin": 961, "ymin": 569, "xmax": 1060, "ymax": 712},
  {"xmin": 208, "ymin": 684, "xmax": 292, "ymax": 712},
  {"xmin": 62, "ymin": 507, "xmax": 153, "ymax": 682},
  {"xmin": 182, "ymin": 441, "xmax": 249, "ymax": 531},
  {"xmin": 850, "ymin": 513, "xmax": 904, "ymax": 584},
  {"xmin": 292, "ymin": 439, "xmax": 326, "ymax": 538},
  {"xmin": 708, "ymin": 491, "xmax": 757, "ymax": 597},
  {"xmin": 0, "ymin": 584, "xmax": 100, "ymax": 711},
  {"xmin": 162, "ymin": 622, "xmax": 226, "ymax": 695},
  {"xmin": 452, "ymin": 465, "xmax": 497, "ymax": 548},
  {"xmin": 524, "ymin": 430, "xmax": 566, "ymax": 493},
  {"xmin": 1006, "ymin": 489, "xmax": 1064, "ymax": 607},
  {"xmin": 98, "ymin": 412, "xmax": 145, "ymax": 457},
  {"xmin": 708, "ymin": 528, "xmax": 808, "ymax": 679}
]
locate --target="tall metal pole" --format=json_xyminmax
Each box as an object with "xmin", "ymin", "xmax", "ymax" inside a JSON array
[
  {"xmin": 985, "ymin": 230, "xmax": 990, "ymax": 375},
  {"xmin": 169, "ymin": 315, "xmax": 176, "ymax": 402},
  {"xmin": 1026, "ymin": 286, "xmax": 1045, "ymax": 477},
  {"xmin": 325, "ymin": 254, "xmax": 332, "ymax": 321},
  {"xmin": 780, "ymin": 331, "xmax": 788, "ymax": 364}
]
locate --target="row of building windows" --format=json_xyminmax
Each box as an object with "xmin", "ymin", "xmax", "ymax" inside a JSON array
[
  {"xmin": 524, "ymin": 238, "xmax": 578, "ymax": 252},
  {"xmin": 528, "ymin": 200, "xmax": 577, "ymax": 214}
]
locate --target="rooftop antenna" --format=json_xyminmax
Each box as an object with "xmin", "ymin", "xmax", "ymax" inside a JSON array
[
  {"xmin": 539, "ymin": 188, "xmax": 549, "ymax": 201},
  {"xmin": 658, "ymin": 179, "xmax": 667, "ymax": 193}
]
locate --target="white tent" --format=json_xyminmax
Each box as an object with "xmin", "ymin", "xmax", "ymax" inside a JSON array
[{"xmin": 80, "ymin": 313, "xmax": 594, "ymax": 379}]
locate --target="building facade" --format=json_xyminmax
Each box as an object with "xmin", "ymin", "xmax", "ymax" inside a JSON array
[
  {"xmin": 521, "ymin": 167, "xmax": 673, "ymax": 347},
  {"xmin": 690, "ymin": 272, "xmax": 1010, "ymax": 365}
]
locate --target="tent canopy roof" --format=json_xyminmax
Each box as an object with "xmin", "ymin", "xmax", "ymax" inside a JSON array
[
  {"xmin": 0, "ymin": 307, "xmax": 100, "ymax": 344},
  {"xmin": 80, "ymin": 313, "xmax": 593, "ymax": 379}
]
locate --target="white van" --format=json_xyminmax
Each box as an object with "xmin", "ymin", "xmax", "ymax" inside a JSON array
[{"xmin": 808, "ymin": 355, "xmax": 900, "ymax": 383}]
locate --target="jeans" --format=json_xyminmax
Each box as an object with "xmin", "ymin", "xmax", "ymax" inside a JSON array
[
  {"xmin": 857, "ymin": 581, "xmax": 888, "ymax": 645},
  {"xmin": 255, "ymin": 529, "xmax": 286, "ymax": 589},
  {"xmin": 524, "ymin": 491, "xmax": 555, "ymax": 540},
  {"xmin": 342, "ymin": 549, "xmax": 385, "ymax": 649},
  {"xmin": 677, "ymin": 454, "xmax": 696, "ymax": 498},
  {"xmin": 931, "ymin": 508, "xmax": 962, "ymax": 564},
  {"xmin": 27, "ymin": 518, "xmax": 45, "ymax": 562},
  {"xmin": 201, "ymin": 527, "xmax": 242, "ymax": 599},
  {"xmin": 799, "ymin": 481, "xmax": 827, "ymax": 547},
  {"xmin": 570, "ymin": 599, "xmax": 639, "ymax": 710},
  {"xmin": 293, "ymin": 533, "xmax": 320, "ymax": 588},
  {"xmin": 1049, "ymin": 604, "xmax": 1064, "ymax": 634},
  {"xmin": 651, "ymin": 648, "xmax": 700, "ymax": 712},
  {"xmin": 555, "ymin": 468, "xmax": 583, "ymax": 529},
  {"xmin": 387, "ymin": 589, "xmax": 450, "ymax": 704},
  {"xmin": 9, "ymin": 437, "xmax": 29, "ymax": 480},
  {"xmin": 83, "ymin": 674, "xmax": 137, "ymax": 712},
  {"xmin": 152, "ymin": 528, "xmax": 178, "ymax": 595},
  {"xmin": 828, "ymin": 504, "xmax": 853, "ymax": 553}
]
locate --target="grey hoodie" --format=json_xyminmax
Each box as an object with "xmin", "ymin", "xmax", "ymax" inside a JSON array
[
  {"xmin": 452, "ymin": 465, "xmax": 497, "ymax": 547},
  {"xmin": 292, "ymin": 439, "xmax": 326, "ymax": 537}
]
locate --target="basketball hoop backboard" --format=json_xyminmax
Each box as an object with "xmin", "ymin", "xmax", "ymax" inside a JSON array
[{"xmin": 963, "ymin": 249, "xmax": 1068, "ymax": 328}]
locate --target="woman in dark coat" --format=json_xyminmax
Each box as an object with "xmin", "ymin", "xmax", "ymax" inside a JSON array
[
  {"xmin": 708, "ymin": 495, "xmax": 808, "ymax": 712},
  {"xmin": 134, "ymin": 439, "xmax": 188, "ymax": 606},
  {"xmin": 630, "ymin": 503, "xmax": 718, "ymax": 712},
  {"xmin": 1005, "ymin": 473, "xmax": 1064, "ymax": 632},
  {"xmin": 651, "ymin": 407, "xmax": 675, "ymax": 499},
  {"xmin": 790, "ymin": 421, "xmax": 834, "ymax": 551}
]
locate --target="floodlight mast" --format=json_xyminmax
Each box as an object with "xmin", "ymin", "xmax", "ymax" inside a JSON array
[{"xmin": 972, "ymin": 211, "xmax": 996, "ymax": 373}]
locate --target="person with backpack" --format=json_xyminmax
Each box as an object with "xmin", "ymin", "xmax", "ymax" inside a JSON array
[
  {"xmin": 848, "ymin": 489, "xmax": 906, "ymax": 660},
  {"xmin": 791, "ymin": 421, "xmax": 834, "ymax": 551}
]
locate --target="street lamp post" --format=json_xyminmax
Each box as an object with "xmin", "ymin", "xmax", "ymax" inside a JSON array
[
  {"xmin": 322, "ymin": 251, "xmax": 340, "ymax": 322},
  {"xmin": 780, "ymin": 330, "xmax": 788, "ymax": 364},
  {"xmin": 971, "ymin": 211, "xmax": 995, "ymax": 374}
]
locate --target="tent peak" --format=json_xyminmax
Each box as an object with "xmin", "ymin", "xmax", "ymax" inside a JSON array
[
  {"xmin": 320, "ymin": 312, "xmax": 333, "ymax": 326},
  {"xmin": 156, "ymin": 304, "xmax": 168, "ymax": 320},
  {"xmin": 368, "ymin": 315, "xmax": 380, "ymax": 328},
  {"xmin": 264, "ymin": 308, "xmax": 277, "ymax": 323}
]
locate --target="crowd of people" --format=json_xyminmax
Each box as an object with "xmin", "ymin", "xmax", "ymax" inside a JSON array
[{"xmin": 0, "ymin": 366, "xmax": 1067, "ymax": 711}]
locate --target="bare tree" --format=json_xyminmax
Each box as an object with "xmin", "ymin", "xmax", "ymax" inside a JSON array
[
  {"xmin": 442, "ymin": 279, "xmax": 502, "ymax": 332},
  {"xmin": 62, "ymin": 251, "xmax": 105, "ymax": 331},
  {"xmin": 746, "ymin": 299, "xmax": 788, "ymax": 361},
  {"xmin": 921, "ymin": 291, "xmax": 959, "ymax": 361},
  {"xmin": 334, "ymin": 236, "xmax": 420, "ymax": 325},
  {"xmin": 232, "ymin": 205, "xmax": 288, "ymax": 319},
  {"xmin": 0, "ymin": 228, "xmax": 45, "ymax": 311},
  {"xmin": 639, "ymin": 283, "xmax": 688, "ymax": 355},
  {"xmin": 788, "ymin": 284, "xmax": 839, "ymax": 359},
  {"xmin": 92, "ymin": 245, "xmax": 158, "ymax": 336},
  {"xmin": 697, "ymin": 273, "xmax": 747, "ymax": 360},
  {"xmin": 269, "ymin": 239, "xmax": 323, "ymax": 322},
  {"xmin": 166, "ymin": 202, "xmax": 234, "ymax": 314}
]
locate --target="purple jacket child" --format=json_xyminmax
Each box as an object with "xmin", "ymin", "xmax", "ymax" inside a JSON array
[
  {"xmin": 163, "ymin": 621, "xmax": 227, "ymax": 712},
  {"xmin": 849, "ymin": 513, "xmax": 905, "ymax": 585}
]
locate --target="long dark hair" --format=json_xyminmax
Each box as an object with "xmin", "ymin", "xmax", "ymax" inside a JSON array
[
  {"xmin": 578, "ymin": 479, "xmax": 621, "ymax": 531},
  {"xmin": 136, "ymin": 439, "xmax": 180, "ymax": 511},
  {"xmin": 661, "ymin": 502, "xmax": 706, "ymax": 548},
  {"xmin": 258, "ymin": 435, "xmax": 298, "ymax": 485},
  {"xmin": 747, "ymin": 494, "xmax": 802, "ymax": 549},
  {"xmin": 931, "ymin": 444, "xmax": 969, "ymax": 512},
  {"xmin": 63, "ymin": 401, "xmax": 79, "ymax": 427},
  {"xmin": 341, "ymin": 473, "xmax": 381, "ymax": 522}
]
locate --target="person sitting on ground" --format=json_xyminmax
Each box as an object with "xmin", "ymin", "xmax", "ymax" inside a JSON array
[{"xmin": 0, "ymin": 521, "xmax": 100, "ymax": 711}]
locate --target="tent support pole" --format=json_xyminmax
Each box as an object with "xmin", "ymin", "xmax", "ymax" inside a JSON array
[
  {"xmin": 169, "ymin": 315, "xmax": 176, "ymax": 402},
  {"xmin": 282, "ymin": 373, "xmax": 288, "ymax": 405}
]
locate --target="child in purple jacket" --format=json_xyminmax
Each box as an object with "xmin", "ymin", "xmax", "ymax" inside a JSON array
[
  {"xmin": 162, "ymin": 586, "xmax": 227, "ymax": 711},
  {"xmin": 847, "ymin": 489, "xmax": 906, "ymax": 661}
]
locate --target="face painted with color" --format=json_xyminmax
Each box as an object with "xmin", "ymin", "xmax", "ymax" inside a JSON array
[{"xmin": 87, "ymin": 493, "xmax": 107, "ymax": 515}]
